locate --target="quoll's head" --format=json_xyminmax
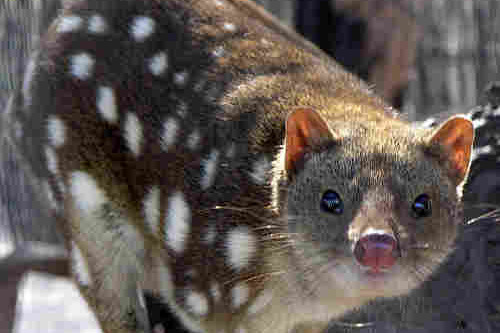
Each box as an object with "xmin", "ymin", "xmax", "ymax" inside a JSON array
[{"xmin": 277, "ymin": 108, "xmax": 474, "ymax": 301}]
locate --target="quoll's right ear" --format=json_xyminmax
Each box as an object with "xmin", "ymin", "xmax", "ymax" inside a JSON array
[
  {"xmin": 426, "ymin": 116, "xmax": 474, "ymax": 189},
  {"xmin": 285, "ymin": 108, "xmax": 336, "ymax": 177}
]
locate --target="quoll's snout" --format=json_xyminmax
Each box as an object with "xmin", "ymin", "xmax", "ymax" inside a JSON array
[{"xmin": 354, "ymin": 233, "xmax": 398, "ymax": 272}]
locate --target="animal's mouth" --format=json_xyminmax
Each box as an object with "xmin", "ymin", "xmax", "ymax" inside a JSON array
[
  {"xmin": 353, "ymin": 264, "xmax": 395, "ymax": 290},
  {"xmin": 363, "ymin": 266, "xmax": 392, "ymax": 275},
  {"xmin": 356, "ymin": 261, "xmax": 394, "ymax": 278}
]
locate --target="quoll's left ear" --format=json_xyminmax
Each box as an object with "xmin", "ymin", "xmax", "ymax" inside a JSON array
[
  {"xmin": 427, "ymin": 116, "xmax": 474, "ymax": 186},
  {"xmin": 285, "ymin": 108, "xmax": 335, "ymax": 177}
]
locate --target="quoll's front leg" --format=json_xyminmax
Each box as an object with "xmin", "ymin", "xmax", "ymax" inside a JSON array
[
  {"xmin": 70, "ymin": 236, "xmax": 150, "ymax": 333},
  {"xmin": 67, "ymin": 173, "xmax": 151, "ymax": 333},
  {"xmin": 76, "ymin": 280, "xmax": 151, "ymax": 333}
]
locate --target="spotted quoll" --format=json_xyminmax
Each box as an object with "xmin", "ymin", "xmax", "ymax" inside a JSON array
[{"xmin": 12, "ymin": 0, "xmax": 474, "ymax": 332}]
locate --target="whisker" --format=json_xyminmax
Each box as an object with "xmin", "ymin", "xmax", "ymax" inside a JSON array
[
  {"xmin": 467, "ymin": 208, "xmax": 500, "ymax": 225},
  {"xmin": 266, "ymin": 242, "xmax": 294, "ymax": 250},
  {"xmin": 208, "ymin": 204, "xmax": 277, "ymax": 221},
  {"xmin": 260, "ymin": 236, "xmax": 292, "ymax": 246},
  {"xmin": 328, "ymin": 321, "xmax": 375, "ymax": 329},
  {"xmin": 252, "ymin": 224, "xmax": 283, "ymax": 231},
  {"xmin": 223, "ymin": 270, "xmax": 287, "ymax": 286},
  {"xmin": 407, "ymin": 243, "xmax": 451, "ymax": 251}
]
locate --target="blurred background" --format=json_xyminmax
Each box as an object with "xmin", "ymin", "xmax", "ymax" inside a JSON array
[{"xmin": 0, "ymin": 0, "xmax": 499, "ymax": 332}]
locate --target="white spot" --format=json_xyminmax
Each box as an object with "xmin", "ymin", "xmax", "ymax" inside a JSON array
[
  {"xmin": 149, "ymin": 51, "xmax": 168, "ymax": 76},
  {"xmin": 210, "ymin": 282, "xmax": 221, "ymax": 302},
  {"xmin": 174, "ymin": 71, "xmax": 189, "ymax": 87},
  {"xmin": 70, "ymin": 53, "xmax": 95, "ymax": 80},
  {"xmin": 226, "ymin": 227, "xmax": 256, "ymax": 271},
  {"xmin": 45, "ymin": 146, "xmax": 59, "ymax": 175},
  {"xmin": 248, "ymin": 290, "xmax": 273, "ymax": 315},
  {"xmin": 137, "ymin": 284, "xmax": 146, "ymax": 309},
  {"xmin": 0, "ymin": 241, "xmax": 14, "ymax": 259},
  {"xmin": 88, "ymin": 15, "xmax": 108, "ymax": 34},
  {"xmin": 69, "ymin": 171, "xmax": 108, "ymax": 213},
  {"xmin": 130, "ymin": 16, "xmax": 156, "ymax": 42},
  {"xmin": 212, "ymin": 46, "xmax": 225, "ymax": 58},
  {"xmin": 201, "ymin": 150, "xmax": 219, "ymax": 189},
  {"xmin": 144, "ymin": 186, "xmax": 161, "ymax": 234},
  {"xmin": 124, "ymin": 112, "xmax": 143, "ymax": 156},
  {"xmin": 472, "ymin": 145, "xmax": 494, "ymax": 161},
  {"xmin": 97, "ymin": 86, "xmax": 119, "ymax": 123},
  {"xmin": 47, "ymin": 116, "xmax": 66, "ymax": 148},
  {"xmin": 250, "ymin": 156, "xmax": 271, "ymax": 185},
  {"xmin": 160, "ymin": 117, "xmax": 179, "ymax": 151},
  {"xmin": 231, "ymin": 283, "xmax": 249, "ymax": 309},
  {"xmin": 187, "ymin": 129, "xmax": 201, "ymax": 151},
  {"xmin": 56, "ymin": 15, "xmax": 83, "ymax": 33},
  {"xmin": 223, "ymin": 22, "xmax": 236, "ymax": 32},
  {"xmin": 214, "ymin": 0, "xmax": 224, "ymax": 6},
  {"xmin": 185, "ymin": 290, "xmax": 209, "ymax": 316},
  {"xmin": 472, "ymin": 117, "xmax": 487, "ymax": 129},
  {"xmin": 22, "ymin": 52, "xmax": 39, "ymax": 106},
  {"xmin": 71, "ymin": 241, "xmax": 92, "ymax": 286},
  {"xmin": 165, "ymin": 192, "xmax": 191, "ymax": 253},
  {"xmin": 43, "ymin": 179, "xmax": 58, "ymax": 211},
  {"xmin": 153, "ymin": 324, "xmax": 166, "ymax": 333}
]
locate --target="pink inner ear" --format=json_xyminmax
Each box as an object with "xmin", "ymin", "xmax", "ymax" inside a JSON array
[
  {"xmin": 429, "ymin": 117, "xmax": 474, "ymax": 184},
  {"xmin": 285, "ymin": 108, "xmax": 333, "ymax": 175}
]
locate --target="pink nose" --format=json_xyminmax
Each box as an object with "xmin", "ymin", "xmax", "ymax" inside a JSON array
[{"xmin": 354, "ymin": 234, "xmax": 397, "ymax": 272}]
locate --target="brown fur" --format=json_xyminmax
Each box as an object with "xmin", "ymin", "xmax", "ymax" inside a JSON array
[{"xmin": 13, "ymin": 0, "xmax": 473, "ymax": 332}]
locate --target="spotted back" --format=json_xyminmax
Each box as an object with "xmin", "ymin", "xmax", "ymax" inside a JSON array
[{"xmin": 12, "ymin": 0, "xmax": 327, "ymax": 332}]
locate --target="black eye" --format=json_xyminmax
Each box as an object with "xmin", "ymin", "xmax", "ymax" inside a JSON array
[
  {"xmin": 412, "ymin": 194, "xmax": 432, "ymax": 218},
  {"xmin": 320, "ymin": 190, "xmax": 344, "ymax": 215}
]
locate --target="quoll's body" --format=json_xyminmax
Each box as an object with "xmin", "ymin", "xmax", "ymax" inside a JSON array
[{"xmin": 13, "ymin": 0, "xmax": 474, "ymax": 332}]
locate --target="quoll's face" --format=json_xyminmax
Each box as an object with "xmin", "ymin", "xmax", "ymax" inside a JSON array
[{"xmin": 285, "ymin": 142, "xmax": 460, "ymax": 301}]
